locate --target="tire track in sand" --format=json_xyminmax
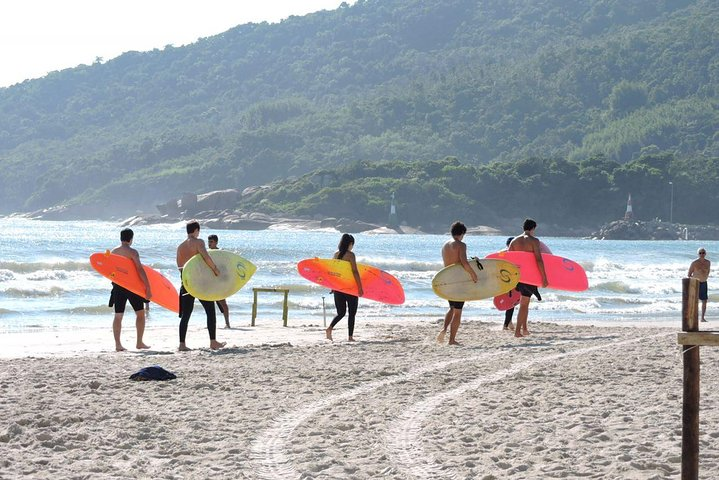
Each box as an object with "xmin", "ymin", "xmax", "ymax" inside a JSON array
[
  {"xmin": 386, "ymin": 332, "xmax": 674, "ymax": 479},
  {"xmin": 250, "ymin": 350, "xmax": 506, "ymax": 479}
]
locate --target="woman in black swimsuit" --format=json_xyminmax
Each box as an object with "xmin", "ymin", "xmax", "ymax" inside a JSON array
[{"xmin": 325, "ymin": 233, "xmax": 364, "ymax": 342}]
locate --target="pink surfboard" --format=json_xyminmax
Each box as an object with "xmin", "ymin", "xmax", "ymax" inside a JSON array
[
  {"xmin": 297, "ymin": 258, "xmax": 405, "ymax": 305},
  {"xmin": 493, "ymin": 288, "xmax": 521, "ymax": 311},
  {"xmin": 485, "ymin": 251, "xmax": 588, "ymax": 291}
]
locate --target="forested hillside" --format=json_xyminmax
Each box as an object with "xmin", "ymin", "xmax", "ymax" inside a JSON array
[{"xmin": 0, "ymin": 0, "xmax": 717, "ymax": 227}]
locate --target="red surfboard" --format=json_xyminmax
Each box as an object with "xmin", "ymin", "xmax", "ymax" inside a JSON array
[
  {"xmin": 90, "ymin": 251, "xmax": 179, "ymax": 313},
  {"xmin": 493, "ymin": 288, "xmax": 521, "ymax": 311},
  {"xmin": 297, "ymin": 258, "xmax": 405, "ymax": 305},
  {"xmin": 485, "ymin": 251, "xmax": 588, "ymax": 291}
]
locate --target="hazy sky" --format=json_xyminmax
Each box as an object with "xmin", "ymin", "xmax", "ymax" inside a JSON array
[{"xmin": 0, "ymin": 0, "xmax": 353, "ymax": 88}]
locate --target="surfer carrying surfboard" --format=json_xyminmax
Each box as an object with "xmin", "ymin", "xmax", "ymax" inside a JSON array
[
  {"xmin": 325, "ymin": 233, "xmax": 364, "ymax": 342},
  {"xmin": 110, "ymin": 228, "xmax": 152, "ymax": 352},
  {"xmin": 176, "ymin": 221, "xmax": 226, "ymax": 351},
  {"xmin": 508, "ymin": 218, "xmax": 548, "ymax": 338},
  {"xmin": 437, "ymin": 221, "xmax": 478, "ymax": 346}
]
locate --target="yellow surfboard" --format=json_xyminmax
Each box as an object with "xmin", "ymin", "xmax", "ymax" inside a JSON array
[
  {"xmin": 182, "ymin": 250, "xmax": 256, "ymax": 301},
  {"xmin": 432, "ymin": 257, "xmax": 519, "ymax": 302}
]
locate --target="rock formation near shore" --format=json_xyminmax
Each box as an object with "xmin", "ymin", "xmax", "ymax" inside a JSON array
[{"xmin": 589, "ymin": 219, "xmax": 719, "ymax": 240}]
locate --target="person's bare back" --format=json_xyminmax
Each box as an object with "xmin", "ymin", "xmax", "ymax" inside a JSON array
[
  {"xmin": 177, "ymin": 236, "xmax": 219, "ymax": 274},
  {"xmin": 442, "ymin": 239, "xmax": 465, "ymax": 267},
  {"xmin": 112, "ymin": 244, "xmax": 151, "ymax": 300}
]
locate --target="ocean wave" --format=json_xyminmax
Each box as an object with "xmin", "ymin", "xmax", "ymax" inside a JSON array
[
  {"xmin": 65, "ymin": 305, "xmax": 114, "ymax": 315},
  {"xmin": 0, "ymin": 260, "xmax": 92, "ymax": 274},
  {"xmin": 355, "ymin": 257, "xmax": 442, "ymax": 272},
  {"xmin": 3, "ymin": 286, "xmax": 65, "ymax": 298},
  {"xmin": 591, "ymin": 281, "xmax": 642, "ymax": 294},
  {"xmin": 0, "ymin": 270, "xmax": 15, "ymax": 282}
]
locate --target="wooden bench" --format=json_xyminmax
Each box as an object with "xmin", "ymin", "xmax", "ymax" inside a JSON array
[{"xmin": 251, "ymin": 288, "xmax": 289, "ymax": 327}]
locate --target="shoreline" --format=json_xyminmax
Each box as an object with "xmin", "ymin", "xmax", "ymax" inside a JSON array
[
  {"xmin": 0, "ymin": 316, "xmax": 686, "ymax": 359},
  {"xmin": 0, "ymin": 320, "xmax": 712, "ymax": 479}
]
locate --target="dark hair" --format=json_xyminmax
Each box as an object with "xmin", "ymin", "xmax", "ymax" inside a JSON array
[
  {"xmin": 337, "ymin": 233, "xmax": 355, "ymax": 260},
  {"xmin": 506, "ymin": 236, "xmax": 514, "ymax": 247},
  {"xmin": 523, "ymin": 218, "xmax": 537, "ymax": 231},
  {"xmin": 208, "ymin": 234, "xmax": 218, "ymax": 242},
  {"xmin": 450, "ymin": 221, "xmax": 467, "ymax": 237},
  {"xmin": 120, "ymin": 228, "xmax": 134, "ymax": 243},
  {"xmin": 186, "ymin": 221, "xmax": 200, "ymax": 234}
]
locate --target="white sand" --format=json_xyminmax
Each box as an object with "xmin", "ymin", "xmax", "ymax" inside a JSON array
[{"xmin": 1, "ymin": 319, "xmax": 718, "ymax": 479}]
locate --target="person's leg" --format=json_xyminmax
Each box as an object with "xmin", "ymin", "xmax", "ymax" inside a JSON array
[
  {"xmin": 437, "ymin": 308, "xmax": 453, "ymax": 343},
  {"xmin": 200, "ymin": 299, "xmax": 224, "ymax": 349},
  {"xmin": 217, "ymin": 300, "xmax": 230, "ymax": 328},
  {"xmin": 179, "ymin": 287, "xmax": 195, "ymax": 351},
  {"xmin": 127, "ymin": 293, "xmax": 149, "ymax": 349},
  {"xmin": 134, "ymin": 309, "xmax": 150, "ymax": 349},
  {"xmin": 504, "ymin": 307, "xmax": 514, "ymax": 329},
  {"xmin": 515, "ymin": 296, "xmax": 531, "ymax": 338},
  {"xmin": 702, "ymin": 300, "xmax": 707, "ymax": 322},
  {"xmin": 346, "ymin": 295, "xmax": 358, "ymax": 341},
  {"xmin": 113, "ymin": 313, "xmax": 126, "ymax": 351},
  {"xmin": 327, "ymin": 292, "xmax": 347, "ymax": 341},
  {"xmin": 448, "ymin": 308, "xmax": 463, "ymax": 345}
]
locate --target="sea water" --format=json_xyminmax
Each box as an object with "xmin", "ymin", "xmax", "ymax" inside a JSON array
[{"xmin": 0, "ymin": 218, "xmax": 714, "ymax": 334}]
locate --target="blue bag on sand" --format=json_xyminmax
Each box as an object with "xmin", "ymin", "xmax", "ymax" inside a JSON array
[{"xmin": 129, "ymin": 366, "xmax": 177, "ymax": 381}]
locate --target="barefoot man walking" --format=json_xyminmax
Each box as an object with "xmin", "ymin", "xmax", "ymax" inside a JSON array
[
  {"xmin": 508, "ymin": 218, "xmax": 548, "ymax": 338},
  {"xmin": 437, "ymin": 221, "xmax": 477, "ymax": 346}
]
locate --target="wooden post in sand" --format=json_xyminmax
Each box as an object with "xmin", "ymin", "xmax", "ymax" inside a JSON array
[{"xmin": 681, "ymin": 277, "xmax": 700, "ymax": 480}]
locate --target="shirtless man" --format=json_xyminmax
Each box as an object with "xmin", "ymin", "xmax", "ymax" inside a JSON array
[
  {"xmin": 437, "ymin": 221, "xmax": 478, "ymax": 345},
  {"xmin": 688, "ymin": 248, "xmax": 711, "ymax": 322},
  {"xmin": 110, "ymin": 228, "xmax": 152, "ymax": 352},
  {"xmin": 508, "ymin": 218, "xmax": 548, "ymax": 338},
  {"xmin": 177, "ymin": 221, "xmax": 225, "ymax": 351},
  {"xmin": 208, "ymin": 234, "xmax": 231, "ymax": 328}
]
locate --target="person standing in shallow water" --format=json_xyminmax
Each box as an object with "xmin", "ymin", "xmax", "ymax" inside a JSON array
[
  {"xmin": 437, "ymin": 221, "xmax": 477, "ymax": 346},
  {"xmin": 110, "ymin": 228, "xmax": 152, "ymax": 352},
  {"xmin": 325, "ymin": 233, "xmax": 364, "ymax": 342},
  {"xmin": 688, "ymin": 247, "xmax": 711, "ymax": 322}
]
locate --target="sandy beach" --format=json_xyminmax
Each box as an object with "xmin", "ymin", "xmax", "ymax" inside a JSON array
[{"xmin": 1, "ymin": 318, "xmax": 718, "ymax": 479}]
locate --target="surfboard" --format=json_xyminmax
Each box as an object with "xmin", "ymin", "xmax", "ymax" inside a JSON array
[
  {"xmin": 485, "ymin": 251, "xmax": 588, "ymax": 291},
  {"xmin": 297, "ymin": 258, "xmax": 405, "ymax": 305},
  {"xmin": 90, "ymin": 251, "xmax": 179, "ymax": 313},
  {"xmin": 432, "ymin": 257, "xmax": 520, "ymax": 302},
  {"xmin": 182, "ymin": 250, "xmax": 257, "ymax": 301},
  {"xmin": 493, "ymin": 288, "xmax": 521, "ymax": 311}
]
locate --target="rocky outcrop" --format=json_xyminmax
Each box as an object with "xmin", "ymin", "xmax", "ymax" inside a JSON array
[{"xmin": 590, "ymin": 220, "xmax": 719, "ymax": 240}]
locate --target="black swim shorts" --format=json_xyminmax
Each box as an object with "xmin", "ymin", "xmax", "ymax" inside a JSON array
[
  {"xmin": 699, "ymin": 281, "xmax": 708, "ymax": 301},
  {"xmin": 110, "ymin": 283, "xmax": 146, "ymax": 313},
  {"xmin": 516, "ymin": 282, "xmax": 542, "ymax": 301},
  {"xmin": 448, "ymin": 300, "xmax": 465, "ymax": 310}
]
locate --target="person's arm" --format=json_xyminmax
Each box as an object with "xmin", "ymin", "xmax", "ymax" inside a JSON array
[
  {"xmin": 688, "ymin": 261, "xmax": 696, "ymax": 278},
  {"xmin": 532, "ymin": 240, "xmax": 548, "ymax": 287},
  {"xmin": 131, "ymin": 250, "xmax": 152, "ymax": 300},
  {"xmin": 459, "ymin": 243, "xmax": 478, "ymax": 283},
  {"xmin": 198, "ymin": 241, "xmax": 220, "ymax": 277},
  {"xmin": 347, "ymin": 252, "xmax": 364, "ymax": 297}
]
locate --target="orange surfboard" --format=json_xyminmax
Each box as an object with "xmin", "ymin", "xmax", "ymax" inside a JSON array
[
  {"xmin": 90, "ymin": 251, "xmax": 179, "ymax": 313},
  {"xmin": 297, "ymin": 258, "xmax": 405, "ymax": 305}
]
